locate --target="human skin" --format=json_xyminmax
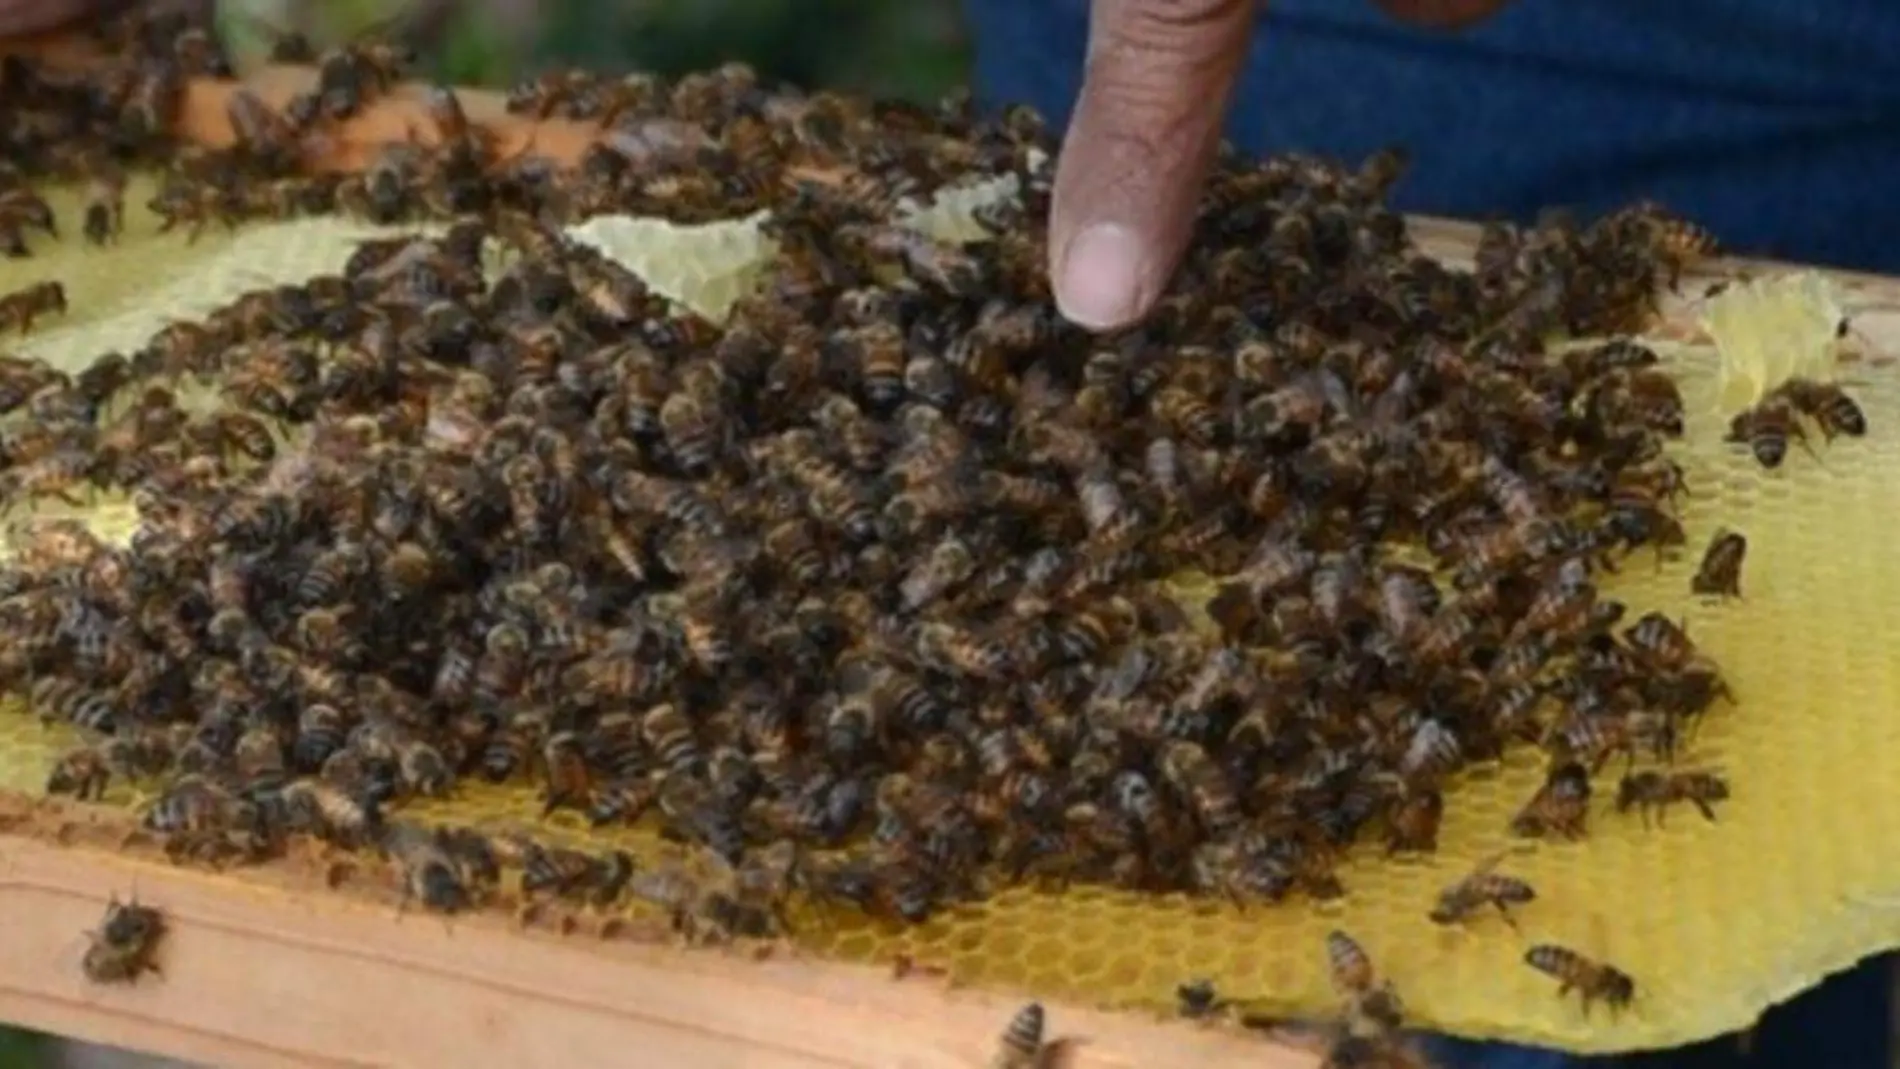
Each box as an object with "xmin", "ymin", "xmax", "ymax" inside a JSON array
[{"xmin": 1049, "ymin": 0, "xmax": 1516, "ymax": 331}]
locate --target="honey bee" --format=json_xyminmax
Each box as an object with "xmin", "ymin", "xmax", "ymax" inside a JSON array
[
  {"xmin": 32, "ymin": 675, "xmax": 117, "ymax": 734},
  {"xmin": 0, "ymin": 280, "xmax": 66, "ymax": 334},
  {"xmin": 81, "ymin": 894, "xmax": 166, "ymax": 985},
  {"xmin": 0, "ymin": 186, "xmax": 56, "ymax": 253},
  {"xmin": 518, "ymin": 841, "xmax": 636, "ymax": 927},
  {"xmin": 842, "ymin": 223, "xmax": 985, "ymax": 295},
  {"xmin": 1325, "ymin": 930, "xmax": 1404, "ymax": 1032},
  {"xmin": 1625, "ymin": 200, "xmax": 1719, "ymax": 286},
  {"xmin": 316, "ymin": 33, "xmax": 415, "ymax": 118},
  {"xmin": 1509, "ymin": 760, "xmax": 1591, "ymax": 841},
  {"xmin": 1615, "ymin": 769, "xmax": 1729, "ymax": 826},
  {"xmin": 147, "ymin": 180, "xmax": 239, "ymax": 242},
  {"xmin": 277, "ymin": 777, "xmax": 382, "ymax": 847},
  {"xmin": 1726, "ymin": 394, "xmax": 1808, "ymax": 469},
  {"xmin": 1320, "ymin": 1032, "xmax": 1434, "ymax": 1069},
  {"xmin": 989, "ymin": 1002, "xmax": 1065, "ymax": 1069},
  {"xmin": 541, "ymin": 730, "xmax": 592, "ymax": 816},
  {"xmin": 1690, "ymin": 528, "xmax": 1746, "ymax": 599},
  {"xmin": 225, "ymin": 88, "xmax": 304, "ymax": 172},
  {"xmin": 142, "ymin": 775, "xmax": 273, "ymax": 865},
  {"xmin": 1384, "ymin": 788, "xmax": 1443, "ymax": 855},
  {"xmin": 505, "ymin": 69, "xmax": 599, "ymax": 119},
  {"xmin": 397, "ymin": 737, "xmax": 454, "ymax": 798},
  {"xmin": 1428, "ymin": 853, "xmax": 1535, "ymax": 928},
  {"xmin": 625, "ymin": 860, "xmax": 743, "ymax": 944},
  {"xmin": 381, "ymin": 821, "xmax": 473, "ymax": 915},
  {"xmin": 1778, "ymin": 377, "xmax": 1867, "ymax": 440},
  {"xmin": 45, "ymin": 746, "xmax": 113, "ymax": 801},
  {"xmin": 1524, "ymin": 944, "xmax": 1636, "ymax": 1017}
]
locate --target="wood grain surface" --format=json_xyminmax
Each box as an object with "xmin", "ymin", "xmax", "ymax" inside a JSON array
[{"xmin": 0, "ymin": 828, "xmax": 1321, "ymax": 1069}]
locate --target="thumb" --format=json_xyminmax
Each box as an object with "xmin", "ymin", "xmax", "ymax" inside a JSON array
[{"xmin": 1050, "ymin": 0, "xmax": 1256, "ymax": 331}]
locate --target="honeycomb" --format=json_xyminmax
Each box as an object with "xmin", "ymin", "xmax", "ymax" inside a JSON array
[{"xmin": 3, "ymin": 177, "xmax": 1900, "ymax": 1056}]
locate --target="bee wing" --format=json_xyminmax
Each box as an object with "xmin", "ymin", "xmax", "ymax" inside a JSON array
[{"xmin": 1467, "ymin": 849, "xmax": 1508, "ymax": 878}]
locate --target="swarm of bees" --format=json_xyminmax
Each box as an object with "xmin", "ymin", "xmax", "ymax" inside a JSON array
[{"xmin": 0, "ymin": 2, "xmax": 1766, "ymax": 1024}]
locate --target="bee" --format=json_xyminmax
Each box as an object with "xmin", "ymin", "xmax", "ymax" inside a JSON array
[
  {"xmin": 989, "ymin": 1002, "xmax": 1066, "ymax": 1069},
  {"xmin": 1175, "ymin": 979, "xmax": 1229, "ymax": 1020},
  {"xmin": 1626, "ymin": 200, "xmax": 1719, "ymax": 286},
  {"xmin": 0, "ymin": 187, "xmax": 56, "ymax": 251},
  {"xmin": 1509, "ymin": 761, "xmax": 1592, "ymax": 841},
  {"xmin": 278, "ymin": 777, "xmax": 382, "ymax": 847},
  {"xmin": 1428, "ymin": 853, "xmax": 1535, "ymax": 928},
  {"xmin": 1779, "ymin": 377, "xmax": 1867, "ymax": 439},
  {"xmin": 1320, "ymin": 1033, "xmax": 1434, "ymax": 1069},
  {"xmin": 397, "ymin": 737, "xmax": 454, "ymax": 798},
  {"xmin": 1726, "ymin": 393, "xmax": 1807, "ymax": 469},
  {"xmin": 1384, "ymin": 788, "xmax": 1443, "ymax": 855},
  {"xmin": 336, "ymin": 142, "xmax": 422, "ymax": 224},
  {"xmin": 1690, "ymin": 528, "xmax": 1746, "ymax": 599},
  {"xmin": 842, "ymin": 223, "xmax": 985, "ymax": 295},
  {"xmin": 541, "ymin": 730, "xmax": 592, "ymax": 816},
  {"xmin": 382, "ymin": 821, "xmax": 472, "ymax": 915},
  {"xmin": 316, "ymin": 34, "xmax": 415, "ymax": 118},
  {"xmin": 518, "ymin": 841, "xmax": 636, "ymax": 927},
  {"xmin": 81, "ymin": 894, "xmax": 166, "ymax": 985},
  {"xmin": 422, "ymin": 85, "xmax": 497, "ymax": 161},
  {"xmin": 142, "ymin": 775, "xmax": 272, "ymax": 865},
  {"xmin": 46, "ymin": 746, "xmax": 113, "ymax": 801},
  {"xmin": 625, "ymin": 861, "xmax": 739, "ymax": 944},
  {"xmin": 147, "ymin": 180, "xmax": 239, "ymax": 242},
  {"xmin": 225, "ymin": 88, "xmax": 304, "ymax": 172},
  {"xmin": 1524, "ymin": 945, "xmax": 1636, "ymax": 1017},
  {"xmin": 1325, "ymin": 930, "xmax": 1404, "ymax": 1032},
  {"xmin": 0, "ymin": 280, "xmax": 66, "ymax": 334},
  {"xmin": 1624, "ymin": 611, "xmax": 1699, "ymax": 668},
  {"xmin": 505, "ymin": 69, "xmax": 599, "ymax": 119},
  {"xmin": 1616, "ymin": 769, "xmax": 1730, "ymax": 826},
  {"xmin": 21, "ymin": 670, "xmax": 99, "ymax": 733}
]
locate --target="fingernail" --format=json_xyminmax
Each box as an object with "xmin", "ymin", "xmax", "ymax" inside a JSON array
[{"xmin": 1057, "ymin": 222, "xmax": 1147, "ymax": 329}]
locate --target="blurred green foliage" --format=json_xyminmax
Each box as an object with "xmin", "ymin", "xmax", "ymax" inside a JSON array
[
  {"xmin": 432, "ymin": 0, "xmax": 969, "ymax": 101},
  {"xmin": 0, "ymin": 1027, "xmax": 46, "ymax": 1068}
]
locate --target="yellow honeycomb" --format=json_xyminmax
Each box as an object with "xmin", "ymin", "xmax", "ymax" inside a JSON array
[{"xmin": 2, "ymin": 177, "xmax": 1899, "ymax": 1055}]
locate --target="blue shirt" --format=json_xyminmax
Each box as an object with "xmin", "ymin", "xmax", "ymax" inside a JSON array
[
  {"xmin": 961, "ymin": 3, "xmax": 1897, "ymax": 1066},
  {"xmin": 963, "ymin": 0, "xmax": 1900, "ymax": 273}
]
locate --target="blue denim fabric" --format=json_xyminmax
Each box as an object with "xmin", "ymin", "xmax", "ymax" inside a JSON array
[
  {"xmin": 962, "ymin": 0, "xmax": 1900, "ymax": 273},
  {"xmin": 961, "ymin": 2, "xmax": 1898, "ymax": 1066}
]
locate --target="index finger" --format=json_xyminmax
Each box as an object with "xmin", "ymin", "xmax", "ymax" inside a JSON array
[{"xmin": 1049, "ymin": 0, "xmax": 1257, "ymax": 331}]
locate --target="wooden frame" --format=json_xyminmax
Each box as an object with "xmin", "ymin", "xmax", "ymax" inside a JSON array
[{"xmin": 0, "ymin": 816, "xmax": 1318, "ymax": 1068}]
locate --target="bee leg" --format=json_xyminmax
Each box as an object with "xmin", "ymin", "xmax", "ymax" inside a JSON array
[
  {"xmin": 323, "ymin": 860, "xmax": 355, "ymax": 889},
  {"xmin": 1692, "ymin": 798, "xmax": 1717, "ymax": 822},
  {"xmin": 1493, "ymin": 903, "xmax": 1520, "ymax": 931}
]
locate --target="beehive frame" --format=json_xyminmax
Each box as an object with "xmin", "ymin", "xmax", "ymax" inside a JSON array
[{"xmin": 3, "ymin": 43, "xmax": 1900, "ymax": 1067}]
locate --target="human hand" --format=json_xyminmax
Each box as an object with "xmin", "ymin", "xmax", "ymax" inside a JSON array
[
  {"xmin": 1048, "ymin": 0, "xmax": 1517, "ymax": 331},
  {"xmin": 0, "ymin": 0, "xmax": 105, "ymax": 35}
]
